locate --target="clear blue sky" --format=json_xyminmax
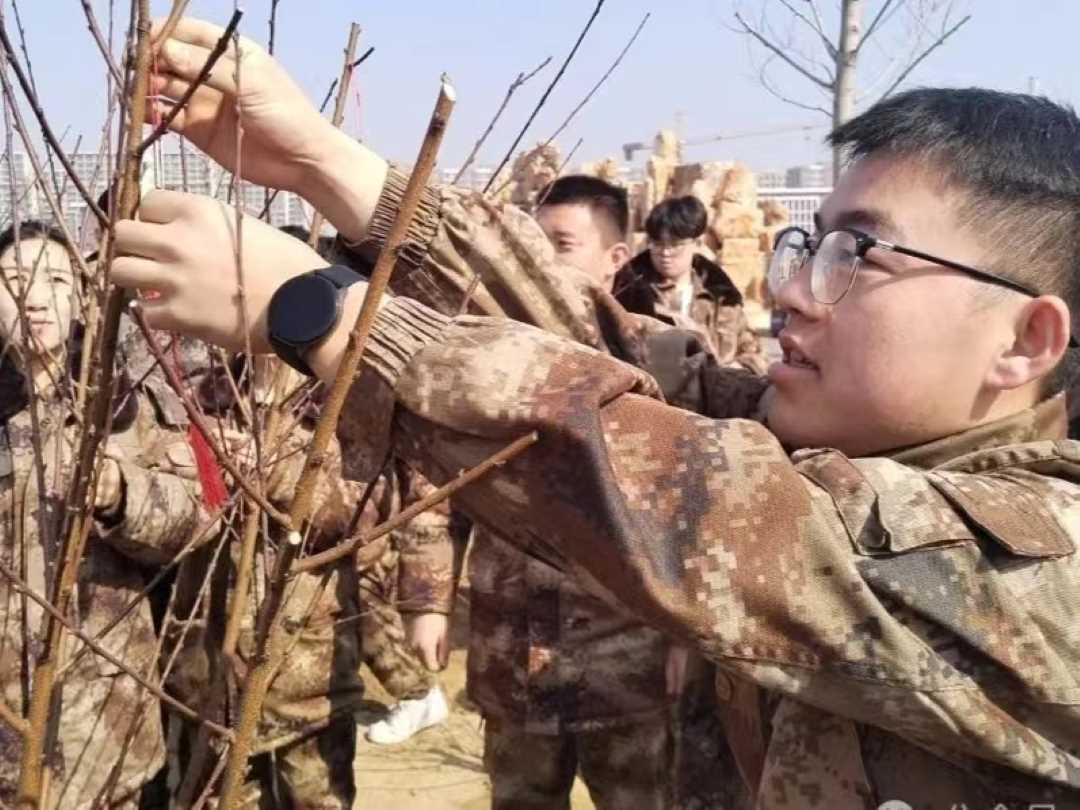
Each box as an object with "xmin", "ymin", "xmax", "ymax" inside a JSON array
[{"xmin": 16, "ymin": 1, "xmax": 1080, "ymax": 175}]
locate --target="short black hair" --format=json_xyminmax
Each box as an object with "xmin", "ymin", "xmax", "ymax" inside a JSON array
[
  {"xmin": 644, "ymin": 196, "xmax": 707, "ymax": 242},
  {"xmin": 0, "ymin": 220, "xmax": 71, "ymax": 261},
  {"xmin": 537, "ymin": 175, "xmax": 628, "ymax": 245},
  {"xmin": 829, "ymin": 87, "xmax": 1080, "ymax": 393}
]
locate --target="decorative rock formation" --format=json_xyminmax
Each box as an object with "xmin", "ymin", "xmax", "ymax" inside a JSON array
[
  {"xmin": 579, "ymin": 156, "xmax": 624, "ymax": 186},
  {"xmin": 638, "ymin": 129, "xmax": 682, "ymax": 225},
  {"xmin": 758, "ymin": 198, "xmax": 790, "ymax": 253},
  {"xmin": 505, "ymin": 142, "xmax": 561, "ymax": 212}
]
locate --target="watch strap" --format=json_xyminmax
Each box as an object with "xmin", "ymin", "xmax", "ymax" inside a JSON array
[{"xmin": 269, "ymin": 265, "xmax": 364, "ymax": 377}]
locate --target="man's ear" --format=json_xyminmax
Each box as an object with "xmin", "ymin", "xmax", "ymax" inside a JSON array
[
  {"xmin": 986, "ymin": 295, "xmax": 1072, "ymax": 390},
  {"xmin": 609, "ymin": 241, "xmax": 631, "ymax": 272}
]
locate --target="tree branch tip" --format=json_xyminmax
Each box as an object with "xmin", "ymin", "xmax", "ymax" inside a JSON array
[{"xmin": 440, "ymin": 75, "xmax": 457, "ymax": 102}]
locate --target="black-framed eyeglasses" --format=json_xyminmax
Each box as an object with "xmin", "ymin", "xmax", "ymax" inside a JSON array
[{"xmin": 768, "ymin": 226, "xmax": 1078, "ymax": 347}]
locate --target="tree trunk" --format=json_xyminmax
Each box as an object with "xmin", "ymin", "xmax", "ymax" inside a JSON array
[{"xmin": 832, "ymin": 0, "xmax": 863, "ymax": 184}]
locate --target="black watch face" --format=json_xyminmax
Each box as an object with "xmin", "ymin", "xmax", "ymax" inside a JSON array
[{"xmin": 269, "ymin": 273, "xmax": 339, "ymax": 345}]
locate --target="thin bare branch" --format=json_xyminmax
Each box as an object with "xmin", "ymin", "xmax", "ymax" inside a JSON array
[
  {"xmin": 453, "ymin": 54, "xmax": 552, "ymax": 184},
  {"xmin": 295, "ymin": 431, "xmax": 540, "ymax": 574},
  {"xmin": 776, "ymin": 0, "xmax": 837, "ymax": 59},
  {"xmin": 125, "ymin": 309, "xmax": 290, "ymax": 527},
  {"xmin": 217, "ymin": 77, "xmax": 458, "ymax": 810},
  {"xmin": 13, "ymin": 0, "xmax": 155, "ymax": 796},
  {"xmin": 9, "ymin": 0, "xmax": 62, "ymax": 199},
  {"xmin": 0, "ymin": 559, "xmax": 232, "ymax": 739},
  {"xmin": 879, "ymin": 13, "xmax": 970, "ymax": 98},
  {"xmin": 267, "ymin": 0, "xmax": 282, "ymax": 54},
  {"xmin": 138, "ymin": 8, "xmax": 244, "ymax": 157},
  {"xmin": 309, "ymin": 23, "xmax": 362, "ymax": 245},
  {"xmin": 759, "ymin": 57, "xmax": 831, "ymax": 116},
  {"xmin": 0, "ymin": 698, "xmax": 25, "ymax": 737},
  {"xmin": 318, "ymin": 78, "xmax": 338, "ymax": 114},
  {"xmin": 0, "ymin": 70, "xmax": 98, "ymax": 284},
  {"xmin": 734, "ymin": 10, "xmax": 833, "ymax": 90},
  {"xmin": 546, "ymin": 12, "xmax": 649, "ymax": 144},
  {"xmin": 484, "ymin": 0, "xmax": 606, "ymax": 192},
  {"xmin": 859, "ymin": 0, "xmax": 905, "ymax": 51},
  {"xmin": 0, "ymin": 20, "xmax": 108, "ymax": 227},
  {"xmin": 80, "ymin": 0, "xmax": 124, "ymax": 83},
  {"xmin": 350, "ymin": 46, "xmax": 374, "ymax": 70},
  {"xmin": 57, "ymin": 496, "xmax": 239, "ymax": 677},
  {"xmin": 156, "ymin": 0, "xmax": 191, "ymax": 45}
]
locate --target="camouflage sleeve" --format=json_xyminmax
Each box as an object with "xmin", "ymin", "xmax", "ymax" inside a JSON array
[
  {"xmin": 337, "ymin": 167, "xmax": 618, "ymax": 349},
  {"xmin": 338, "ymin": 297, "xmax": 1078, "ymax": 781},
  {"xmin": 337, "ymin": 169, "xmax": 769, "ymax": 422},
  {"xmin": 730, "ymin": 307, "xmax": 769, "ymax": 376},
  {"xmin": 265, "ymin": 426, "xmax": 366, "ymax": 544},
  {"xmin": 96, "ymin": 410, "xmax": 206, "ymax": 566},
  {"xmin": 392, "ymin": 467, "xmax": 462, "ymax": 616}
]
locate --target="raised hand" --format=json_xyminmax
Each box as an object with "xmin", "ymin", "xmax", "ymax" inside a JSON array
[
  {"xmin": 112, "ymin": 189, "xmax": 326, "ymax": 352},
  {"xmin": 150, "ymin": 17, "xmax": 346, "ymax": 194}
]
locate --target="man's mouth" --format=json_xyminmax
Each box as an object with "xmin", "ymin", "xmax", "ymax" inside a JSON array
[
  {"xmin": 782, "ymin": 347, "xmax": 818, "ymax": 370},
  {"xmin": 778, "ymin": 335, "xmax": 819, "ymax": 371}
]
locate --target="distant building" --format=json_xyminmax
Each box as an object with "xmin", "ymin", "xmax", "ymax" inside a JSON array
[
  {"xmin": 755, "ymin": 169, "xmax": 785, "ymax": 190},
  {"xmin": 0, "ymin": 152, "xmax": 41, "ymax": 227},
  {"xmin": 0, "ymin": 149, "xmax": 315, "ymax": 242},
  {"xmin": 758, "ymin": 186, "xmax": 831, "ymax": 233},
  {"xmin": 784, "ymin": 163, "xmax": 829, "ymax": 189}
]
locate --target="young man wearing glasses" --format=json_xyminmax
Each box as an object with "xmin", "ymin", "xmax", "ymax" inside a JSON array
[
  {"xmin": 614, "ymin": 195, "xmax": 768, "ymax": 374},
  {"xmin": 115, "ymin": 17, "xmax": 1079, "ymax": 807}
]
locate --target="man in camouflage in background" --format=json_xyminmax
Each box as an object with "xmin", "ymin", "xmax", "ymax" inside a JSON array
[
  {"xmin": 614, "ymin": 194, "xmax": 768, "ymax": 375},
  {"xmin": 113, "ymin": 24, "xmax": 1080, "ymax": 806},
  {"xmin": 118, "ymin": 333, "xmax": 448, "ymax": 808},
  {"xmin": 394, "ymin": 174, "xmax": 682, "ymax": 809}
]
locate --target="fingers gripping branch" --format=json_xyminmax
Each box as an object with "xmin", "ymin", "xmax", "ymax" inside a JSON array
[{"xmin": 139, "ymin": 7, "xmax": 244, "ymax": 157}]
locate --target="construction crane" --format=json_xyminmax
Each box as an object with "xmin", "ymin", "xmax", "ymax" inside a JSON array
[{"xmin": 621, "ymin": 122, "xmax": 826, "ymax": 162}]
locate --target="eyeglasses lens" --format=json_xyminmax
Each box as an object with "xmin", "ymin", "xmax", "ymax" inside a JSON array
[{"xmin": 811, "ymin": 230, "xmax": 859, "ymax": 304}]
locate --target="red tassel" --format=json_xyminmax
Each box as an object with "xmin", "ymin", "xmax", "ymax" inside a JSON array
[{"xmin": 188, "ymin": 422, "xmax": 228, "ymax": 510}]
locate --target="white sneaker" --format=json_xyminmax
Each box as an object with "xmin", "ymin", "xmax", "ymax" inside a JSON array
[{"xmin": 365, "ymin": 686, "xmax": 449, "ymax": 745}]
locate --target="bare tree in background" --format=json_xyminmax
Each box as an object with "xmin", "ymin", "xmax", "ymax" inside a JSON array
[{"xmin": 734, "ymin": 0, "xmax": 971, "ymax": 182}]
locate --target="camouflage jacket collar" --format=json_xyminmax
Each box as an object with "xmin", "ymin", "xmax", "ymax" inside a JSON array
[
  {"xmin": 889, "ymin": 393, "xmax": 1072, "ymax": 471},
  {"xmin": 624, "ymin": 251, "xmax": 744, "ymax": 308}
]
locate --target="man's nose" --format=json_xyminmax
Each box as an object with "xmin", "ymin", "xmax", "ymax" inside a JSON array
[{"xmin": 772, "ymin": 256, "xmax": 827, "ymax": 322}]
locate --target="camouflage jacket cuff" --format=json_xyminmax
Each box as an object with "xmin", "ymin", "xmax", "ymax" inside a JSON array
[
  {"xmin": 337, "ymin": 166, "xmax": 442, "ymax": 274},
  {"xmin": 94, "ymin": 462, "xmax": 188, "ymax": 566},
  {"xmin": 338, "ymin": 297, "xmax": 453, "ymax": 483},
  {"xmin": 365, "ymin": 296, "xmax": 453, "ymax": 390}
]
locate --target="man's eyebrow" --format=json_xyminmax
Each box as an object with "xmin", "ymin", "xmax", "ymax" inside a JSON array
[{"xmin": 831, "ymin": 207, "xmax": 904, "ymax": 241}]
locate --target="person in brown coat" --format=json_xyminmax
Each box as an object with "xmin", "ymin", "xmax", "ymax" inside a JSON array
[
  {"xmin": 0, "ymin": 221, "xmax": 204, "ymax": 808},
  {"xmin": 614, "ymin": 195, "xmax": 768, "ymax": 374}
]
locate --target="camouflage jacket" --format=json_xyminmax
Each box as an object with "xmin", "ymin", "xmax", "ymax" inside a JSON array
[
  {"xmin": 157, "ymin": 363, "xmax": 377, "ymax": 753},
  {"xmin": 0, "ymin": 386, "xmax": 203, "ymax": 809},
  {"xmin": 338, "ymin": 170, "xmax": 671, "ymax": 734},
  {"xmin": 389, "ymin": 461, "xmax": 460, "ymax": 617},
  {"xmin": 334, "ymin": 171, "xmax": 1080, "ymax": 806},
  {"xmin": 613, "ymin": 251, "xmax": 769, "ymax": 375}
]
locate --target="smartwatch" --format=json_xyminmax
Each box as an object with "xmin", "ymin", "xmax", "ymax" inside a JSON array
[{"xmin": 267, "ymin": 265, "xmax": 365, "ymax": 377}]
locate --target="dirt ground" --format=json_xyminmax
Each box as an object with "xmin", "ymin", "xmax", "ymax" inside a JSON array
[{"xmin": 351, "ymin": 597, "xmax": 595, "ymax": 810}]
